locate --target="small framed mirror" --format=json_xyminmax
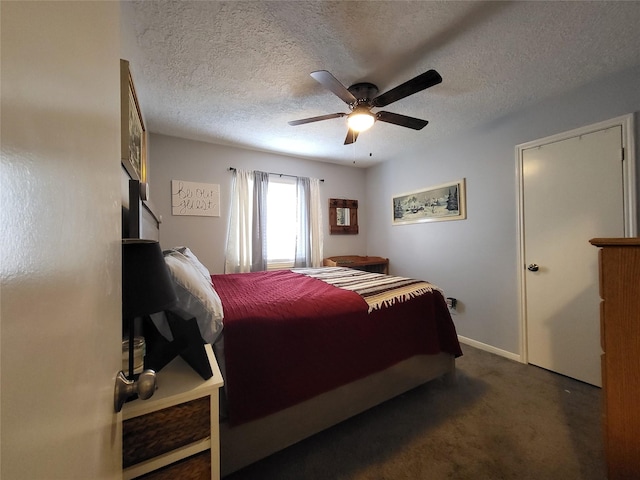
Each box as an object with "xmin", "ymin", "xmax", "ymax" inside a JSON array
[
  {"xmin": 336, "ymin": 208, "xmax": 350, "ymax": 226},
  {"xmin": 329, "ymin": 198, "xmax": 358, "ymax": 234}
]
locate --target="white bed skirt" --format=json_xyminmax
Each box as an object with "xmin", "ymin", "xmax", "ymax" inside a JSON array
[{"xmin": 220, "ymin": 352, "xmax": 455, "ymax": 476}]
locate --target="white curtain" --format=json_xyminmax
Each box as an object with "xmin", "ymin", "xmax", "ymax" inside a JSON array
[
  {"xmin": 294, "ymin": 177, "xmax": 311, "ymax": 267},
  {"xmin": 251, "ymin": 171, "xmax": 269, "ymax": 272},
  {"xmin": 309, "ymin": 178, "xmax": 323, "ymax": 267},
  {"xmin": 226, "ymin": 170, "xmax": 323, "ymax": 271},
  {"xmin": 294, "ymin": 177, "xmax": 323, "ymax": 267},
  {"xmin": 224, "ymin": 169, "xmax": 253, "ymax": 273}
]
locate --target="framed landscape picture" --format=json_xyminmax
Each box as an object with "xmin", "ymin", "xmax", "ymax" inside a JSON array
[
  {"xmin": 392, "ymin": 178, "xmax": 466, "ymax": 225},
  {"xmin": 120, "ymin": 59, "xmax": 146, "ymax": 182}
]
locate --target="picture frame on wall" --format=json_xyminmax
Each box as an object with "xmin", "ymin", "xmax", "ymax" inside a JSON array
[
  {"xmin": 120, "ymin": 59, "xmax": 146, "ymax": 182},
  {"xmin": 329, "ymin": 198, "xmax": 359, "ymax": 234},
  {"xmin": 392, "ymin": 178, "xmax": 466, "ymax": 225}
]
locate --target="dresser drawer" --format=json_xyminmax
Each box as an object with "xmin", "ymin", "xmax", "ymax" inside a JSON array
[
  {"xmin": 597, "ymin": 249, "xmax": 604, "ymax": 299},
  {"xmin": 124, "ymin": 395, "xmax": 211, "ymax": 468},
  {"xmin": 599, "ymin": 300, "xmax": 605, "ymax": 351}
]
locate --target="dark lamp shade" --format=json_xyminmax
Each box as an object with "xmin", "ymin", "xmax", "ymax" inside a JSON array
[{"xmin": 122, "ymin": 239, "xmax": 177, "ymax": 319}]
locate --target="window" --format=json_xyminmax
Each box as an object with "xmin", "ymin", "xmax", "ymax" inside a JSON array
[
  {"xmin": 266, "ymin": 176, "xmax": 297, "ymax": 267},
  {"xmin": 225, "ymin": 169, "xmax": 322, "ymax": 274}
]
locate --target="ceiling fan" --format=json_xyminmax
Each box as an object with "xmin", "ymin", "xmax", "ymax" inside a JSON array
[{"xmin": 288, "ymin": 69, "xmax": 442, "ymax": 145}]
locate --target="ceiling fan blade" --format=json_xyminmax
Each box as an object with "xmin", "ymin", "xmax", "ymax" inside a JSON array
[
  {"xmin": 376, "ymin": 111, "xmax": 429, "ymax": 130},
  {"xmin": 311, "ymin": 70, "xmax": 357, "ymax": 105},
  {"xmin": 344, "ymin": 129, "xmax": 359, "ymax": 145},
  {"xmin": 371, "ymin": 70, "xmax": 442, "ymax": 108},
  {"xmin": 288, "ymin": 112, "xmax": 346, "ymax": 126}
]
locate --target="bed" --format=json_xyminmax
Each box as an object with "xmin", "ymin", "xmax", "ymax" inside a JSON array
[
  {"xmin": 149, "ymin": 247, "xmax": 461, "ymax": 476},
  {"xmin": 205, "ymin": 266, "xmax": 462, "ymax": 476},
  {"xmin": 133, "ymin": 216, "xmax": 461, "ymax": 476}
]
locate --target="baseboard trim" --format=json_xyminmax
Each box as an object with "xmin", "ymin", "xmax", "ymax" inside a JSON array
[{"xmin": 458, "ymin": 336, "xmax": 522, "ymax": 363}]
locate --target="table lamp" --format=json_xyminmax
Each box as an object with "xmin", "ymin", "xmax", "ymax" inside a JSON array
[{"xmin": 115, "ymin": 239, "xmax": 177, "ymax": 412}]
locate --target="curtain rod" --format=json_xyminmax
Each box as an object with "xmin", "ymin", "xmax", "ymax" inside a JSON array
[{"xmin": 228, "ymin": 167, "xmax": 324, "ymax": 182}]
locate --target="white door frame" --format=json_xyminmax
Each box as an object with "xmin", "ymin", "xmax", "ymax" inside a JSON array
[{"xmin": 516, "ymin": 114, "xmax": 637, "ymax": 364}]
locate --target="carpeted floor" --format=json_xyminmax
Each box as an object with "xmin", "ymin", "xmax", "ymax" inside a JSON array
[{"xmin": 225, "ymin": 344, "xmax": 605, "ymax": 479}]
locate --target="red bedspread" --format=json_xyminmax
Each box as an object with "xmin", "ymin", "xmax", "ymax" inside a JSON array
[{"xmin": 212, "ymin": 269, "xmax": 461, "ymax": 426}]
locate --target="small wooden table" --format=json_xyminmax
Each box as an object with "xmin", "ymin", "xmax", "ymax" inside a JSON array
[{"xmin": 323, "ymin": 255, "xmax": 389, "ymax": 274}]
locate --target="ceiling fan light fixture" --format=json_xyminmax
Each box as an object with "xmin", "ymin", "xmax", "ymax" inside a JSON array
[{"xmin": 347, "ymin": 109, "xmax": 375, "ymax": 132}]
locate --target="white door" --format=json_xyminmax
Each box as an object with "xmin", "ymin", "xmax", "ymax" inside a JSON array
[
  {"xmin": 2, "ymin": 2, "xmax": 123, "ymax": 478},
  {"xmin": 522, "ymin": 125, "xmax": 625, "ymax": 386}
]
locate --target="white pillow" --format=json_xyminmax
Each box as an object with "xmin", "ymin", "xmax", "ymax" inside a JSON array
[
  {"xmin": 166, "ymin": 246, "xmax": 213, "ymax": 285},
  {"xmin": 151, "ymin": 250, "xmax": 223, "ymax": 344}
]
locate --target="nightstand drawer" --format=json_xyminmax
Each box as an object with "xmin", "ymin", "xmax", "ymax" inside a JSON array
[
  {"xmin": 124, "ymin": 395, "xmax": 210, "ymax": 468},
  {"xmin": 136, "ymin": 450, "xmax": 211, "ymax": 480}
]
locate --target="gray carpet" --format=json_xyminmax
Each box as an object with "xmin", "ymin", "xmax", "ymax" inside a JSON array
[{"xmin": 225, "ymin": 344, "xmax": 605, "ymax": 479}]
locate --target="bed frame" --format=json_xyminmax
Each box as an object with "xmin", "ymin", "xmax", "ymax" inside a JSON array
[{"xmin": 220, "ymin": 352, "xmax": 455, "ymax": 476}]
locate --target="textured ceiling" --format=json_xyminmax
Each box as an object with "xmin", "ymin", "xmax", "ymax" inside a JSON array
[{"xmin": 123, "ymin": 1, "xmax": 640, "ymax": 168}]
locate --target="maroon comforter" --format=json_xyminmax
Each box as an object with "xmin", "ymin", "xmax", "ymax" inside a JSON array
[{"xmin": 212, "ymin": 269, "xmax": 461, "ymax": 426}]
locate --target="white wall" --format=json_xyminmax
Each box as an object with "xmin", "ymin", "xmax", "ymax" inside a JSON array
[
  {"xmin": 366, "ymin": 65, "xmax": 640, "ymax": 357},
  {"xmin": 147, "ymin": 134, "xmax": 367, "ymax": 273},
  {"xmin": 1, "ymin": 1, "xmax": 122, "ymax": 478}
]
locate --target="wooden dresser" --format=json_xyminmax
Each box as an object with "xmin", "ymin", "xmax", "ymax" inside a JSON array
[
  {"xmin": 323, "ymin": 255, "xmax": 389, "ymax": 274},
  {"xmin": 590, "ymin": 238, "xmax": 640, "ymax": 479},
  {"xmin": 123, "ymin": 344, "xmax": 224, "ymax": 480}
]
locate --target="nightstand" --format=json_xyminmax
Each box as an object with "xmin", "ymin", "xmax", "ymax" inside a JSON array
[
  {"xmin": 123, "ymin": 344, "xmax": 224, "ymax": 480},
  {"xmin": 323, "ymin": 255, "xmax": 389, "ymax": 274}
]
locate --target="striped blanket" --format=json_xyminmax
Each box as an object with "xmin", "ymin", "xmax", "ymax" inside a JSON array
[{"xmin": 294, "ymin": 267, "xmax": 442, "ymax": 312}]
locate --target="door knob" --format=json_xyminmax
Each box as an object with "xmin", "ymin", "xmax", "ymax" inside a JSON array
[
  {"xmin": 527, "ymin": 264, "xmax": 539, "ymax": 272},
  {"xmin": 114, "ymin": 369, "xmax": 157, "ymax": 413}
]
